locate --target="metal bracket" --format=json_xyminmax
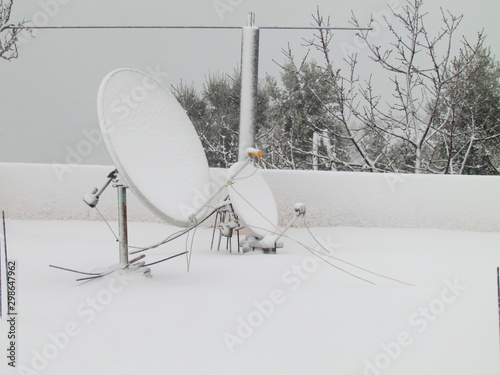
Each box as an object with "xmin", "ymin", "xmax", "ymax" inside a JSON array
[
  {"xmin": 83, "ymin": 169, "xmax": 117, "ymax": 208},
  {"xmin": 83, "ymin": 170, "xmax": 130, "ymax": 268},
  {"xmin": 210, "ymin": 199, "xmax": 243, "ymax": 253},
  {"xmin": 240, "ymin": 203, "xmax": 306, "ymax": 254}
]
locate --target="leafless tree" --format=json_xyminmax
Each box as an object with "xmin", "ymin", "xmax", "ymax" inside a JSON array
[
  {"xmin": 299, "ymin": 0, "xmax": 490, "ymax": 173},
  {"xmin": 433, "ymin": 45, "xmax": 500, "ymax": 175},
  {"xmin": 0, "ymin": 0, "xmax": 30, "ymax": 61}
]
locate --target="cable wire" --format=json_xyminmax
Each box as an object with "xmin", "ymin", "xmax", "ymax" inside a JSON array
[
  {"xmin": 227, "ymin": 199, "xmax": 412, "ymax": 286},
  {"xmin": 301, "ymin": 217, "xmax": 414, "ymax": 286},
  {"xmin": 6, "ymin": 25, "xmax": 372, "ymax": 31},
  {"xmin": 93, "ymin": 204, "xmax": 218, "ymax": 255},
  {"xmin": 129, "ymin": 207, "xmax": 218, "ymax": 254}
]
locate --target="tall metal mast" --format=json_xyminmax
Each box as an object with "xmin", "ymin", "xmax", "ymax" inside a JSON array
[{"xmin": 238, "ymin": 13, "xmax": 260, "ymax": 161}]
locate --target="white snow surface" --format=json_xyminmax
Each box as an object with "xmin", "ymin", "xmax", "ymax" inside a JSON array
[
  {"xmin": 0, "ymin": 161, "xmax": 499, "ymax": 374},
  {"xmin": 97, "ymin": 69, "xmax": 211, "ymax": 227},
  {"xmin": 0, "ymin": 162, "xmax": 499, "ymax": 374},
  {"xmin": 0, "ymin": 220, "xmax": 498, "ymax": 375}
]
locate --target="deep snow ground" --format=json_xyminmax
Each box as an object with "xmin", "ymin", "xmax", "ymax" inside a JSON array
[{"xmin": 1, "ymin": 220, "xmax": 499, "ymax": 375}]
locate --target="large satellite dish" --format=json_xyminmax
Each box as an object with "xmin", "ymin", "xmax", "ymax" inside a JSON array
[
  {"xmin": 97, "ymin": 69, "xmax": 211, "ymax": 227},
  {"xmin": 227, "ymin": 161, "xmax": 279, "ymax": 238}
]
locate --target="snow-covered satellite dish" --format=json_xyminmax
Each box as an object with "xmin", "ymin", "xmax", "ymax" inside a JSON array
[
  {"xmin": 227, "ymin": 161, "xmax": 279, "ymax": 238},
  {"xmin": 97, "ymin": 69, "xmax": 211, "ymax": 227}
]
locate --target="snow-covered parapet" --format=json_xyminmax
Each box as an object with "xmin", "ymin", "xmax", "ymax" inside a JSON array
[
  {"xmin": 262, "ymin": 169, "xmax": 500, "ymax": 232},
  {"xmin": 0, "ymin": 162, "xmax": 499, "ymax": 232},
  {"xmin": 0, "ymin": 163, "xmax": 159, "ymax": 222}
]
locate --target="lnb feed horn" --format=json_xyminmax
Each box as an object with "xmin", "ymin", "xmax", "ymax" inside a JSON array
[{"xmin": 246, "ymin": 147, "xmax": 263, "ymax": 161}]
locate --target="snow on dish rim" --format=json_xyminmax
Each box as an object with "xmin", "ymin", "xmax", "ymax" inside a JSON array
[
  {"xmin": 97, "ymin": 68, "xmax": 211, "ymax": 227},
  {"xmin": 228, "ymin": 161, "xmax": 279, "ymax": 238}
]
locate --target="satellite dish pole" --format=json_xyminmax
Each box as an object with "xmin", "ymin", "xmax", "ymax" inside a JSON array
[
  {"xmin": 117, "ymin": 184, "xmax": 129, "ymax": 267},
  {"xmin": 238, "ymin": 12, "xmax": 259, "ymax": 161},
  {"xmin": 83, "ymin": 170, "xmax": 129, "ymax": 267}
]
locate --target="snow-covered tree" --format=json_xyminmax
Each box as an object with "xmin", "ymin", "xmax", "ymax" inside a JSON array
[
  {"xmin": 175, "ymin": 0, "xmax": 498, "ymax": 175},
  {"xmin": 299, "ymin": 0, "xmax": 491, "ymax": 173},
  {"xmin": 0, "ymin": 0, "xmax": 29, "ymax": 61},
  {"xmin": 433, "ymin": 46, "xmax": 500, "ymax": 174},
  {"xmin": 174, "ymin": 70, "xmax": 270, "ymax": 168},
  {"xmin": 263, "ymin": 58, "xmax": 353, "ymax": 170}
]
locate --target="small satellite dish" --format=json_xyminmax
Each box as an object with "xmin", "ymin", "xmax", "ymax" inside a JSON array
[
  {"xmin": 227, "ymin": 161, "xmax": 279, "ymax": 239},
  {"xmin": 97, "ymin": 69, "xmax": 211, "ymax": 227}
]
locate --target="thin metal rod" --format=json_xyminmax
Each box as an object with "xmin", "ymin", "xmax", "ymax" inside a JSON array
[
  {"xmin": 144, "ymin": 252, "xmax": 188, "ymax": 267},
  {"xmin": 0, "ymin": 236, "xmax": 2, "ymax": 319},
  {"xmin": 497, "ymin": 267, "xmax": 500, "ymax": 335},
  {"xmin": 5, "ymin": 25, "xmax": 372, "ymax": 31},
  {"xmin": 6, "ymin": 25, "xmax": 242, "ymax": 30},
  {"xmin": 0, "ymin": 211, "xmax": 3, "ymax": 318},
  {"xmin": 117, "ymin": 187, "xmax": 129, "ymax": 267},
  {"xmin": 217, "ymin": 220, "xmax": 223, "ymax": 252},
  {"xmin": 210, "ymin": 211, "xmax": 219, "ymax": 250},
  {"xmin": 260, "ymin": 26, "xmax": 372, "ymax": 30},
  {"xmin": 49, "ymin": 265, "xmax": 102, "ymax": 276},
  {"xmin": 275, "ymin": 213, "xmax": 303, "ymax": 243},
  {"xmin": 2, "ymin": 211, "xmax": 7, "ymax": 311},
  {"xmin": 237, "ymin": 228, "xmax": 241, "ymax": 253},
  {"xmin": 95, "ymin": 170, "xmax": 116, "ymax": 199}
]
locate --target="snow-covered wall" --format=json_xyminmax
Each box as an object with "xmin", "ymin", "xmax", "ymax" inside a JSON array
[
  {"xmin": 261, "ymin": 169, "xmax": 500, "ymax": 232},
  {"xmin": 0, "ymin": 163, "xmax": 157, "ymax": 223},
  {"xmin": 0, "ymin": 162, "xmax": 499, "ymax": 232}
]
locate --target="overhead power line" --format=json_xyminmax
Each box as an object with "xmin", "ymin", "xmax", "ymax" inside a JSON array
[{"xmin": 6, "ymin": 25, "xmax": 371, "ymax": 31}]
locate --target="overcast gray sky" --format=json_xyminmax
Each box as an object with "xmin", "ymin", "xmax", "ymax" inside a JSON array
[{"xmin": 0, "ymin": 0, "xmax": 498, "ymax": 165}]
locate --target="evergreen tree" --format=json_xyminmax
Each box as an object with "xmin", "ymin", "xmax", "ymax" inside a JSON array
[
  {"xmin": 264, "ymin": 60, "xmax": 349, "ymax": 170},
  {"xmin": 174, "ymin": 70, "xmax": 272, "ymax": 168}
]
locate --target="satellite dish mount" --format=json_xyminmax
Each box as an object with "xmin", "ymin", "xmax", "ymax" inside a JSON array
[{"xmin": 83, "ymin": 170, "xmax": 129, "ymax": 264}]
